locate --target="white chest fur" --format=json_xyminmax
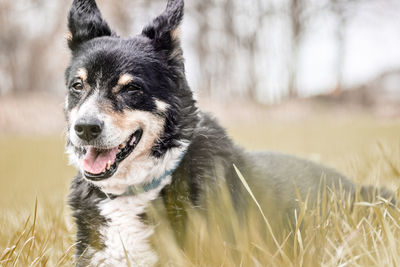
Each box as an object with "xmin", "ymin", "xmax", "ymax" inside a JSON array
[
  {"xmin": 89, "ymin": 185, "xmax": 167, "ymax": 267},
  {"xmin": 74, "ymin": 143, "xmax": 189, "ymax": 266}
]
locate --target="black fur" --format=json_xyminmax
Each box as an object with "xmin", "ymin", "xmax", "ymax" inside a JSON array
[
  {"xmin": 68, "ymin": 0, "xmax": 113, "ymax": 50},
  {"xmin": 69, "ymin": 175, "xmax": 108, "ymax": 257}
]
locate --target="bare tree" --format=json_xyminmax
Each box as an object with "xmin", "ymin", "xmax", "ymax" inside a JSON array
[
  {"xmin": 0, "ymin": 0, "xmax": 68, "ymax": 94},
  {"xmin": 190, "ymin": 0, "xmax": 213, "ymax": 97},
  {"xmin": 329, "ymin": 0, "xmax": 383, "ymax": 94},
  {"xmin": 0, "ymin": 0, "xmax": 22, "ymax": 93},
  {"xmin": 239, "ymin": 0, "xmax": 273, "ymax": 101},
  {"xmin": 330, "ymin": 0, "xmax": 351, "ymax": 94},
  {"xmin": 287, "ymin": 0, "xmax": 307, "ymax": 98}
]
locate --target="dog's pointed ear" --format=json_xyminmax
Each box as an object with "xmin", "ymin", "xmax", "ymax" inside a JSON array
[
  {"xmin": 141, "ymin": 0, "xmax": 184, "ymax": 52},
  {"xmin": 67, "ymin": 0, "xmax": 112, "ymax": 50}
]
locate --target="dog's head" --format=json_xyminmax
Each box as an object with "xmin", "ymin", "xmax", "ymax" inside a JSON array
[{"xmin": 64, "ymin": 0, "xmax": 196, "ymax": 193}]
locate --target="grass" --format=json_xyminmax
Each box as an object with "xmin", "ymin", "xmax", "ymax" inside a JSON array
[
  {"xmin": 0, "ymin": 115, "xmax": 399, "ymax": 266},
  {"xmin": 0, "ymin": 135, "xmax": 75, "ymax": 266}
]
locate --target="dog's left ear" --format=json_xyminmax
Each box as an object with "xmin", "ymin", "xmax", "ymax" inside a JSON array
[
  {"xmin": 67, "ymin": 0, "xmax": 112, "ymax": 51},
  {"xmin": 142, "ymin": 0, "xmax": 184, "ymax": 52}
]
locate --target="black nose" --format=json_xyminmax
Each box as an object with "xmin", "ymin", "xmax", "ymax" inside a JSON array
[{"xmin": 74, "ymin": 118, "xmax": 103, "ymax": 141}]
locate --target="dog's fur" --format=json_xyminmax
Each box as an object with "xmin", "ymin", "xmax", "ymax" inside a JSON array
[{"xmin": 64, "ymin": 0, "xmax": 394, "ymax": 266}]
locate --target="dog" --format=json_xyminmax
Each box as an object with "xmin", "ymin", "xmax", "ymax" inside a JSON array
[{"xmin": 64, "ymin": 0, "xmax": 395, "ymax": 266}]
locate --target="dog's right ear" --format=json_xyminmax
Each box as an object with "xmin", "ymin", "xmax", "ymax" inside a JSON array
[{"xmin": 67, "ymin": 0, "xmax": 112, "ymax": 50}]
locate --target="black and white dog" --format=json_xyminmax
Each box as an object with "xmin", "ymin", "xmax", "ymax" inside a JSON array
[{"xmin": 64, "ymin": 0, "xmax": 393, "ymax": 266}]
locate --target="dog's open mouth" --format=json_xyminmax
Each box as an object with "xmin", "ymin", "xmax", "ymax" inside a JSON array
[{"xmin": 82, "ymin": 129, "xmax": 143, "ymax": 181}]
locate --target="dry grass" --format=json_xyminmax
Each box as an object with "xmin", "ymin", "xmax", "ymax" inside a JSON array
[
  {"xmin": 154, "ymin": 174, "xmax": 400, "ymax": 267},
  {"xmin": 0, "ymin": 115, "xmax": 399, "ymax": 266}
]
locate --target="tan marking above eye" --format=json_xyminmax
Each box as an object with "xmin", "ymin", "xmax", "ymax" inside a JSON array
[
  {"xmin": 77, "ymin": 68, "xmax": 88, "ymax": 82},
  {"xmin": 113, "ymin": 74, "xmax": 134, "ymax": 93},
  {"xmin": 118, "ymin": 74, "xmax": 134, "ymax": 86}
]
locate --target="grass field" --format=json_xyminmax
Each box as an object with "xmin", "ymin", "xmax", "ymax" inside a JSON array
[{"xmin": 0, "ymin": 115, "xmax": 400, "ymax": 266}]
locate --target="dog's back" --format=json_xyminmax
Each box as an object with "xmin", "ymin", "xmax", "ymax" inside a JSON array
[{"xmin": 165, "ymin": 112, "xmax": 395, "ymax": 230}]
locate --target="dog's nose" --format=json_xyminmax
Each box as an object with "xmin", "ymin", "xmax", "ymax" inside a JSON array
[{"xmin": 74, "ymin": 118, "xmax": 103, "ymax": 141}]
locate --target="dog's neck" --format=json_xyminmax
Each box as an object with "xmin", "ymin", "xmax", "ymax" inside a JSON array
[{"xmin": 107, "ymin": 151, "xmax": 187, "ymax": 199}]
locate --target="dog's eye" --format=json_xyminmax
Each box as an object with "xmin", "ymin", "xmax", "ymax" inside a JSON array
[
  {"xmin": 122, "ymin": 83, "xmax": 142, "ymax": 95},
  {"xmin": 124, "ymin": 83, "xmax": 141, "ymax": 92},
  {"xmin": 71, "ymin": 82, "xmax": 84, "ymax": 93}
]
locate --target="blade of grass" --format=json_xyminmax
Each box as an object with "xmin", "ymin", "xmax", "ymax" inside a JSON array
[{"xmin": 233, "ymin": 164, "xmax": 290, "ymax": 263}]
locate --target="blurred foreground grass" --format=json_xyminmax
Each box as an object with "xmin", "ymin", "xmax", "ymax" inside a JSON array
[
  {"xmin": 0, "ymin": 136, "xmax": 75, "ymax": 266},
  {"xmin": 0, "ymin": 115, "xmax": 400, "ymax": 266}
]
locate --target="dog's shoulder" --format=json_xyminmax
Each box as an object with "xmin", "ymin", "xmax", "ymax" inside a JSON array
[{"xmin": 163, "ymin": 111, "xmax": 247, "ymax": 205}]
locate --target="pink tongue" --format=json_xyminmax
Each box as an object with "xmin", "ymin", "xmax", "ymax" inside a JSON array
[{"xmin": 82, "ymin": 147, "xmax": 119, "ymax": 174}]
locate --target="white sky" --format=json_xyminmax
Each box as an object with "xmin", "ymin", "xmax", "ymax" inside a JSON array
[{"xmin": 299, "ymin": 1, "xmax": 400, "ymax": 96}]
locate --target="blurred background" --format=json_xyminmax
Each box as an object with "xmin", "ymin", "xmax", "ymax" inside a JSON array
[
  {"xmin": 1, "ymin": 0, "xmax": 400, "ymax": 99},
  {"xmin": 1, "ymin": 0, "xmax": 400, "ymax": 235},
  {"xmin": 0, "ymin": 0, "xmax": 399, "ymax": 134}
]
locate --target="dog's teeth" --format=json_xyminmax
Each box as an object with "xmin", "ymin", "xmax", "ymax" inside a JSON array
[
  {"xmin": 130, "ymin": 136, "xmax": 136, "ymax": 146},
  {"xmin": 106, "ymin": 161, "xmax": 111, "ymax": 170},
  {"xmin": 106, "ymin": 160, "xmax": 111, "ymax": 170},
  {"xmin": 119, "ymin": 143, "xmax": 126, "ymax": 149}
]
